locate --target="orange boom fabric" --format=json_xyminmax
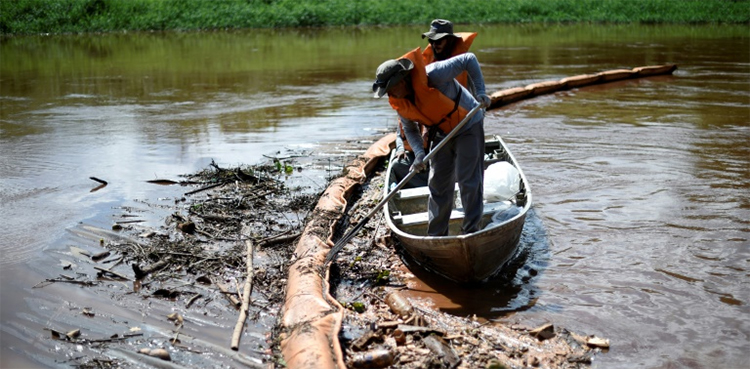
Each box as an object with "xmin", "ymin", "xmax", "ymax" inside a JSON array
[
  {"xmin": 488, "ymin": 64, "xmax": 677, "ymax": 109},
  {"xmin": 280, "ymin": 134, "xmax": 395, "ymax": 369}
]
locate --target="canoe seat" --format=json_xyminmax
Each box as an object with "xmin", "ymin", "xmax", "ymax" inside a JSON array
[
  {"xmin": 391, "ymin": 184, "xmax": 459, "ymax": 214},
  {"xmin": 392, "ymin": 201, "xmax": 515, "ymax": 235},
  {"xmin": 390, "ymin": 155, "xmax": 510, "ymax": 214},
  {"xmin": 395, "ymin": 185, "xmax": 433, "ymax": 201}
]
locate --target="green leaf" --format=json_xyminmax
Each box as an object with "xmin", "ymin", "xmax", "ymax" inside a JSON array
[{"xmin": 351, "ymin": 301, "xmax": 365, "ymax": 313}]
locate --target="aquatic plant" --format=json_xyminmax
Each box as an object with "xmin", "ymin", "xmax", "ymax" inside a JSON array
[{"xmin": 2, "ymin": 0, "xmax": 748, "ymax": 35}]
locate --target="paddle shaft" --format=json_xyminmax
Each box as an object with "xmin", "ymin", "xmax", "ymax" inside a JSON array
[{"xmin": 324, "ymin": 104, "xmax": 484, "ymax": 264}]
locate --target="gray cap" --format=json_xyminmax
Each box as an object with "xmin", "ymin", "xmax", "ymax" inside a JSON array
[
  {"xmin": 372, "ymin": 58, "xmax": 414, "ymax": 98},
  {"xmin": 422, "ymin": 19, "xmax": 458, "ymax": 40}
]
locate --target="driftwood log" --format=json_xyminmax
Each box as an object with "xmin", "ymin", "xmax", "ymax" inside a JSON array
[
  {"xmin": 231, "ymin": 240, "xmax": 255, "ymax": 351},
  {"xmin": 132, "ymin": 256, "xmax": 172, "ymax": 279}
]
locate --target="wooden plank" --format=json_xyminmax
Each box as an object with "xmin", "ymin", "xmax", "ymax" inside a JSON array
[{"xmin": 396, "ymin": 201, "xmax": 514, "ymax": 228}]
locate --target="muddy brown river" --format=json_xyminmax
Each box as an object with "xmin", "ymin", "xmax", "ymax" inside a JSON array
[{"xmin": 1, "ymin": 24, "xmax": 748, "ymax": 368}]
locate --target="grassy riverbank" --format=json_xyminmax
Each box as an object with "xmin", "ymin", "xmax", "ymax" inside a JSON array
[{"xmin": 2, "ymin": 0, "xmax": 748, "ymax": 35}]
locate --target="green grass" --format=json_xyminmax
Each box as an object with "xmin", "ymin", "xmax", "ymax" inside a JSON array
[{"xmin": 1, "ymin": 0, "xmax": 748, "ymax": 35}]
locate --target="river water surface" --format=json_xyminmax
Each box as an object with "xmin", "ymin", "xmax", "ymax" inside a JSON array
[{"xmin": 1, "ymin": 24, "xmax": 748, "ymax": 368}]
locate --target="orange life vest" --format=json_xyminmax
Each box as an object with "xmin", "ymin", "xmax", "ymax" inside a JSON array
[
  {"xmin": 422, "ymin": 32, "xmax": 477, "ymax": 88},
  {"xmin": 388, "ymin": 48, "xmax": 469, "ymax": 135}
]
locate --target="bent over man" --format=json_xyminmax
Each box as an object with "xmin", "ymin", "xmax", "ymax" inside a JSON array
[{"xmin": 373, "ymin": 48, "xmax": 491, "ymax": 236}]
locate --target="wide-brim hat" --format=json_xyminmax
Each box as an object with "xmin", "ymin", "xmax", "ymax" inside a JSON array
[
  {"xmin": 422, "ymin": 19, "xmax": 458, "ymax": 41},
  {"xmin": 372, "ymin": 58, "xmax": 414, "ymax": 98}
]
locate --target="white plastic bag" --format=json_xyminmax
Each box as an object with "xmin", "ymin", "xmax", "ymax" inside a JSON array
[{"xmin": 483, "ymin": 162, "xmax": 520, "ymax": 202}]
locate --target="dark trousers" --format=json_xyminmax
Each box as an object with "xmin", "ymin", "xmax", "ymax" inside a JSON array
[{"xmin": 427, "ymin": 123, "xmax": 485, "ymax": 236}]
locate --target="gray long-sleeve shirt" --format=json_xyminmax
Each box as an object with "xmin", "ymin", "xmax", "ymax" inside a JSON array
[{"xmin": 401, "ymin": 52, "xmax": 487, "ymax": 158}]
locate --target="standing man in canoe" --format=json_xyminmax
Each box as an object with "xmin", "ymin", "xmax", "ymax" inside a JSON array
[
  {"xmin": 422, "ymin": 19, "xmax": 479, "ymax": 96},
  {"xmin": 373, "ymin": 48, "xmax": 491, "ymax": 236}
]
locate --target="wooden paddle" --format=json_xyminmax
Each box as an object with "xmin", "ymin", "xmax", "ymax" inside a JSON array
[{"xmin": 323, "ymin": 103, "xmax": 484, "ymax": 265}]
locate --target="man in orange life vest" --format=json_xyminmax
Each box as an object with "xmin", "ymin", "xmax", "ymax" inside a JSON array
[
  {"xmin": 422, "ymin": 19, "xmax": 479, "ymax": 96},
  {"xmin": 373, "ymin": 48, "xmax": 491, "ymax": 236}
]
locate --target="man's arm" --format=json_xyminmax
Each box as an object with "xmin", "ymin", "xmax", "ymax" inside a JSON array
[
  {"xmin": 400, "ymin": 117, "xmax": 425, "ymax": 159},
  {"xmin": 400, "ymin": 116, "xmax": 427, "ymax": 172},
  {"xmin": 427, "ymin": 52, "xmax": 486, "ymax": 96},
  {"xmin": 395, "ymin": 126, "xmax": 405, "ymax": 153},
  {"xmin": 427, "ymin": 52, "xmax": 490, "ymax": 107}
]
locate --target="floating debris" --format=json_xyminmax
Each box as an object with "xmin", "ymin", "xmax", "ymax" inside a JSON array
[
  {"xmin": 350, "ymin": 348, "xmax": 394, "ymax": 368},
  {"xmin": 166, "ymin": 312, "xmax": 184, "ymax": 325},
  {"xmin": 529, "ymin": 323, "xmax": 556, "ymax": 341},
  {"xmin": 139, "ymin": 347, "xmax": 171, "ymax": 361},
  {"xmin": 586, "ymin": 336, "xmax": 610, "ymax": 349}
]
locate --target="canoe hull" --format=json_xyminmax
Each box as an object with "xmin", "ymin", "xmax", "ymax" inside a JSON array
[{"xmin": 384, "ymin": 135, "xmax": 531, "ymax": 284}]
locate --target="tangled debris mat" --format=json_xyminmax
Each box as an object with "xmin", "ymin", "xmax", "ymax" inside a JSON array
[{"xmin": 40, "ymin": 139, "xmax": 607, "ymax": 369}]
